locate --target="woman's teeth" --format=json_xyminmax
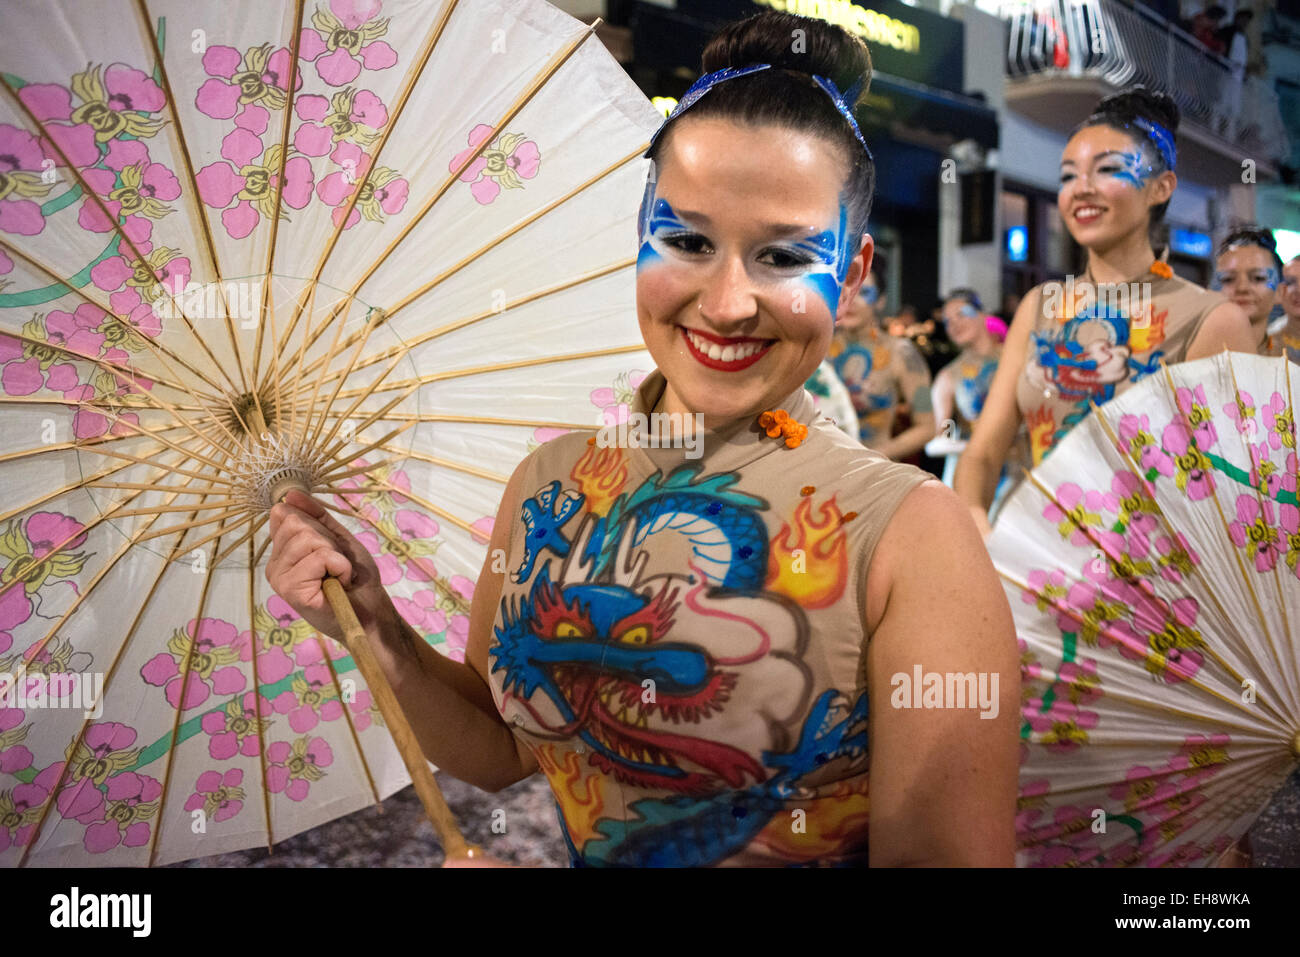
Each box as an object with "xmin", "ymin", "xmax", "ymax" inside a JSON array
[
  {"xmin": 1075, "ymin": 206, "xmax": 1103, "ymax": 222},
  {"xmin": 685, "ymin": 329, "xmax": 767, "ymax": 361}
]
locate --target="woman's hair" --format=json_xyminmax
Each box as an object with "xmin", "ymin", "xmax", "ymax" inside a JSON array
[
  {"xmin": 646, "ymin": 11, "xmax": 876, "ymax": 239},
  {"xmin": 1217, "ymin": 224, "xmax": 1284, "ymax": 274},
  {"xmin": 1072, "ymin": 85, "xmax": 1180, "ymax": 225},
  {"xmin": 944, "ymin": 287, "xmax": 983, "ymax": 313}
]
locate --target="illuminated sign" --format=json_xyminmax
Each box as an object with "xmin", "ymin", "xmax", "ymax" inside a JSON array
[
  {"xmin": 1169, "ymin": 228, "xmax": 1212, "ymax": 259},
  {"xmin": 1006, "ymin": 226, "xmax": 1028, "ymax": 262},
  {"xmin": 651, "ymin": 96, "xmax": 678, "ymax": 117},
  {"xmin": 1275, "ymin": 228, "xmax": 1300, "ymax": 263},
  {"xmin": 752, "ymin": 0, "xmax": 920, "ymax": 54}
]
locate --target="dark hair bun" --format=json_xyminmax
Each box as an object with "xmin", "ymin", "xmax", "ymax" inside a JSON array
[
  {"xmin": 701, "ymin": 12, "xmax": 871, "ymax": 107},
  {"xmin": 1092, "ymin": 85, "xmax": 1180, "ymax": 136}
]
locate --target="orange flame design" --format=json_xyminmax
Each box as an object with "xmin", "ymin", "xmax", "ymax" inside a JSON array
[
  {"xmin": 751, "ymin": 777, "xmax": 871, "ymax": 863},
  {"xmin": 570, "ymin": 443, "xmax": 627, "ymax": 517},
  {"xmin": 1129, "ymin": 305, "xmax": 1168, "ymax": 353},
  {"xmin": 535, "ymin": 744, "xmax": 607, "ymax": 848},
  {"xmin": 1027, "ymin": 405, "xmax": 1056, "ymax": 466},
  {"xmin": 765, "ymin": 494, "xmax": 849, "ymax": 608}
]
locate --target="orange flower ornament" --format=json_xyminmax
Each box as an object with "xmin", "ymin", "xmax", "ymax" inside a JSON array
[{"xmin": 758, "ymin": 409, "xmax": 808, "ymax": 449}]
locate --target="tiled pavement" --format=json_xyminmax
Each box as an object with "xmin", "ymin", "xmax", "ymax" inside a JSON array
[{"xmin": 168, "ymin": 767, "xmax": 1300, "ymax": 868}]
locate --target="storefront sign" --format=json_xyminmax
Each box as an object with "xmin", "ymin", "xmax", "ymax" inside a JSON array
[
  {"xmin": 627, "ymin": 0, "xmax": 964, "ymax": 92},
  {"xmin": 752, "ymin": 0, "xmax": 920, "ymax": 54}
]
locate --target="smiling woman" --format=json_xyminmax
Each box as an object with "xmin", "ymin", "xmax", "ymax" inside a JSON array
[
  {"xmin": 1212, "ymin": 225, "xmax": 1286, "ymax": 353},
  {"xmin": 955, "ymin": 87, "xmax": 1258, "ymax": 529},
  {"xmin": 266, "ymin": 9, "xmax": 1020, "ymax": 867}
]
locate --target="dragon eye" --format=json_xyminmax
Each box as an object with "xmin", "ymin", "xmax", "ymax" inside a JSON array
[
  {"xmin": 619, "ymin": 625, "xmax": 649, "ymax": 645},
  {"xmin": 555, "ymin": 622, "xmax": 586, "ymax": 639}
]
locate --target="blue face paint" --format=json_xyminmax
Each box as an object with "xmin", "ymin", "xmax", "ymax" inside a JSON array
[
  {"xmin": 1060, "ymin": 149, "xmax": 1158, "ymax": 190},
  {"xmin": 792, "ymin": 204, "xmax": 852, "ymax": 318},
  {"xmin": 1214, "ymin": 268, "xmax": 1281, "ymax": 290},
  {"xmin": 859, "ymin": 284, "xmax": 879, "ymax": 306},
  {"xmin": 636, "ymin": 185, "xmax": 856, "ymax": 319},
  {"xmin": 1104, "ymin": 151, "xmax": 1154, "ymax": 188},
  {"xmin": 637, "ymin": 195, "xmax": 690, "ymax": 271}
]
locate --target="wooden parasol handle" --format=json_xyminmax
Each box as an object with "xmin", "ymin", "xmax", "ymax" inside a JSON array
[
  {"xmin": 254, "ymin": 406, "xmax": 478, "ymax": 860},
  {"xmin": 316, "ymin": 577, "xmax": 480, "ymax": 861}
]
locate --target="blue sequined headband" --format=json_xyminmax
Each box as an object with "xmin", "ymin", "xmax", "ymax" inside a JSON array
[
  {"xmin": 645, "ymin": 63, "xmax": 874, "ymax": 162},
  {"xmin": 1131, "ymin": 117, "xmax": 1176, "ymax": 172}
]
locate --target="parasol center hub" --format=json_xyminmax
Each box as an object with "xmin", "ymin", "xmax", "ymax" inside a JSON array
[
  {"xmin": 231, "ymin": 392, "xmax": 277, "ymax": 438},
  {"xmin": 1292, "ymin": 728, "xmax": 1300, "ymax": 762},
  {"xmin": 267, "ymin": 468, "xmax": 316, "ymax": 505}
]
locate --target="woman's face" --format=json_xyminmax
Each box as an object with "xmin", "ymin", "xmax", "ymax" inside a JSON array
[
  {"xmin": 636, "ymin": 117, "xmax": 870, "ymax": 423},
  {"xmin": 837, "ymin": 273, "xmax": 879, "ymax": 331},
  {"xmin": 1282, "ymin": 259, "xmax": 1300, "ymax": 320},
  {"xmin": 1057, "ymin": 125, "xmax": 1174, "ymax": 253},
  {"xmin": 1214, "ymin": 245, "xmax": 1279, "ymax": 324},
  {"xmin": 942, "ymin": 298, "xmax": 981, "ymax": 347}
]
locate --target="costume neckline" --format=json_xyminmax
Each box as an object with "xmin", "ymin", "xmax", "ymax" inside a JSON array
[
  {"xmin": 1082, "ymin": 258, "xmax": 1172, "ymax": 286},
  {"xmin": 624, "ymin": 368, "xmax": 816, "ymax": 471}
]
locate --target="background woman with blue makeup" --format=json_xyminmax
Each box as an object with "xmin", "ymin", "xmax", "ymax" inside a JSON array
[
  {"xmin": 264, "ymin": 11, "xmax": 1020, "ymax": 867},
  {"xmin": 931, "ymin": 288, "xmax": 1001, "ymax": 444},
  {"xmin": 1278, "ymin": 255, "xmax": 1300, "ymax": 364},
  {"xmin": 1212, "ymin": 225, "xmax": 1290, "ymax": 357},
  {"xmin": 829, "ymin": 261, "xmax": 937, "ymax": 460},
  {"xmin": 930, "ymin": 288, "xmax": 1028, "ymax": 507},
  {"xmin": 954, "ymin": 87, "xmax": 1257, "ymax": 536}
]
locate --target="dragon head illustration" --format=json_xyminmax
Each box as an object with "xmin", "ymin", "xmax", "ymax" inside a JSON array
[{"xmin": 492, "ymin": 567, "xmax": 764, "ymax": 794}]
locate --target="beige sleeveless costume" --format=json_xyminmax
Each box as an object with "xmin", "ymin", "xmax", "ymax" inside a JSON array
[
  {"xmin": 486, "ymin": 370, "xmax": 931, "ymax": 865},
  {"xmin": 1015, "ymin": 267, "xmax": 1226, "ymax": 465}
]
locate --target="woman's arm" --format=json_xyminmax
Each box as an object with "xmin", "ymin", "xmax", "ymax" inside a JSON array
[
  {"xmin": 875, "ymin": 340, "xmax": 935, "ymax": 460},
  {"xmin": 930, "ymin": 366, "xmax": 955, "ymax": 436},
  {"xmin": 954, "ymin": 289, "xmax": 1038, "ymax": 535},
  {"xmin": 863, "ymin": 481, "xmax": 1020, "ymax": 867},
  {"xmin": 265, "ymin": 458, "xmax": 538, "ymax": 793},
  {"xmin": 1185, "ymin": 300, "xmax": 1258, "ymax": 359}
]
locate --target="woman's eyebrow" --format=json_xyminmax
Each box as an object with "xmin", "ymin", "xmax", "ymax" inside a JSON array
[
  {"xmin": 662, "ymin": 205, "xmax": 820, "ymax": 236},
  {"xmin": 1060, "ymin": 150, "xmax": 1127, "ymax": 169},
  {"xmin": 668, "ymin": 206, "xmax": 711, "ymax": 226}
]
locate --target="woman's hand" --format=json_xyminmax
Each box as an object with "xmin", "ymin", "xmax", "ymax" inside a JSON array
[{"xmin": 265, "ymin": 489, "xmax": 396, "ymax": 645}]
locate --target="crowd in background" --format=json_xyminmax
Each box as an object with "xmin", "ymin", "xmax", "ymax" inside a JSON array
[{"xmin": 812, "ymin": 230, "xmax": 1300, "ymax": 503}]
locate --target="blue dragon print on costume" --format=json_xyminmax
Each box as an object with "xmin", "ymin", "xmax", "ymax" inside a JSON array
[
  {"xmin": 954, "ymin": 355, "xmax": 998, "ymax": 427},
  {"xmin": 513, "ymin": 480, "xmax": 583, "ymax": 583},
  {"xmin": 571, "ymin": 688, "xmax": 869, "ymax": 866},
  {"xmin": 580, "ymin": 464, "xmax": 768, "ymax": 589},
  {"xmin": 494, "ymin": 464, "xmax": 778, "ymax": 799},
  {"xmin": 1032, "ymin": 301, "xmax": 1164, "ymax": 444},
  {"xmin": 494, "ymin": 563, "xmax": 766, "ymax": 793}
]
